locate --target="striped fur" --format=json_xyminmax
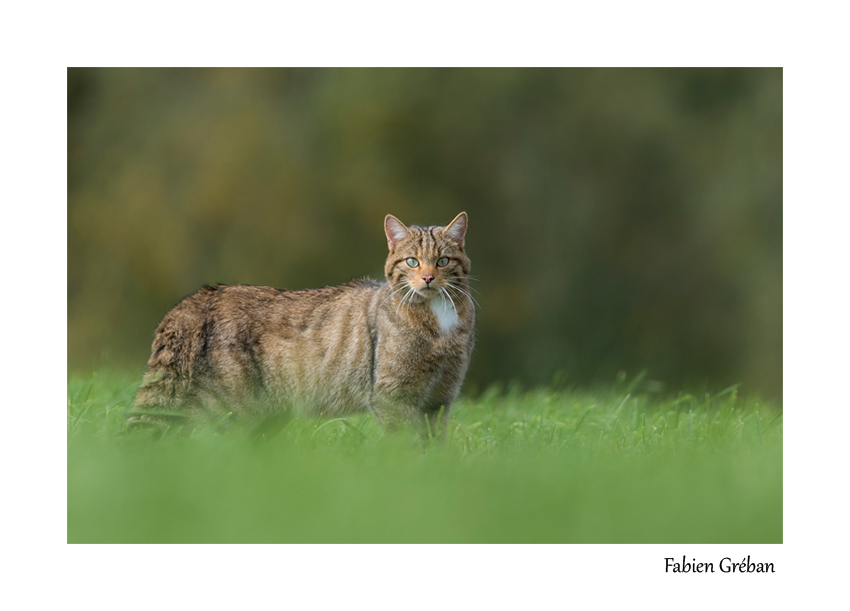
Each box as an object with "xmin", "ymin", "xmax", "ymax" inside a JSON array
[{"xmin": 128, "ymin": 213, "xmax": 474, "ymax": 434}]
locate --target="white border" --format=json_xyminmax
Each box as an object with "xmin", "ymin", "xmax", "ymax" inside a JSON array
[{"xmin": 4, "ymin": 0, "xmax": 847, "ymax": 608}]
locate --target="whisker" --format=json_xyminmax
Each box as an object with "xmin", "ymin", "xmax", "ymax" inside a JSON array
[
  {"xmin": 447, "ymin": 275, "xmax": 481, "ymax": 292},
  {"xmin": 452, "ymin": 281, "xmax": 481, "ymax": 295},
  {"xmin": 444, "ymin": 282, "xmax": 481, "ymax": 310},
  {"xmin": 440, "ymin": 287, "xmax": 458, "ymax": 314},
  {"xmin": 446, "ymin": 287, "xmax": 468, "ymax": 311},
  {"xmin": 404, "ymin": 286, "xmax": 417, "ymax": 319},
  {"xmin": 442, "ymin": 282, "xmax": 468, "ymax": 305},
  {"xmin": 396, "ymin": 285, "xmax": 414, "ymax": 319},
  {"xmin": 380, "ymin": 283, "xmax": 410, "ymax": 308},
  {"xmin": 444, "ymin": 279, "xmax": 471, "ymax": 294},
  {"xmin": 401, "ymin": 285, "xmax": 416, "ymax": 319}
]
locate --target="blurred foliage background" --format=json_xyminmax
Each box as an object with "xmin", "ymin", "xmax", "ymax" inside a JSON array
[{"xmin": 68, "ymin": 68, "xmax": 782, "ymax": 398}]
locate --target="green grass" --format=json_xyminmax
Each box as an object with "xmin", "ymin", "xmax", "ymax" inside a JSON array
[{"xmin": 68, "ymin": 371, "xmax": 782, "ymax": 543}]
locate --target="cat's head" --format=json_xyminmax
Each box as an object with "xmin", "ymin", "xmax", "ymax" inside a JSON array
[{"xmin": 383, "ymin": 212, "xmax": 471, "ymax": 300}]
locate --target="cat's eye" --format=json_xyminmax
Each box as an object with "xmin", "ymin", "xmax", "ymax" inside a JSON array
[
  {"xmin": 406, "ymin": 258, "xmax": 419, "ymax": 268},
  {"xmin": 436, "ymin": 257, "xmax": 449, "ymax": 267}
]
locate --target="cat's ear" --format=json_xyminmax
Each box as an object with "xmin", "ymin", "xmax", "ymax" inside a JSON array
[
  {"xmin": 443, "ymin": 212, "xmax": 468, "ymax": 248},
  {"xmin": 384, "ymin": 214, "xmax": 410, "ymax": 249}
]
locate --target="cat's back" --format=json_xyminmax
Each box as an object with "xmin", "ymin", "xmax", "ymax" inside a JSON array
[
  {"xmin": 140, "ymin": 280, "xmax": 386, "ymax": 415},
  {"xmin": 154, "ymin": 280, "xmax": 383, "ymax": 341},
  {"xmin": 150, "ymin": 284, "xmax": 282, "ymax": 348}
]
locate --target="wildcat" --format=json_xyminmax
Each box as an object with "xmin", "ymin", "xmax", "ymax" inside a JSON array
[{"xmin": 128, "ymin": 212, "xmax": 475, "ymax": 435}]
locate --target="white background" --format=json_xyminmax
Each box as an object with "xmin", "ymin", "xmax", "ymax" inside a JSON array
[{"xmin": 2, "ymin": 1, "xmax": 845, "ymax": 608}]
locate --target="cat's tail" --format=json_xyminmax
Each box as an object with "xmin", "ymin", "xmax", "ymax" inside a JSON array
[
  {"xmin": 126, "ymin": 368, "xmax": 192, "ymax": 431},
  {"xmin": 126, "ymin": 301, "xmax": 209, "ymax": 431}
]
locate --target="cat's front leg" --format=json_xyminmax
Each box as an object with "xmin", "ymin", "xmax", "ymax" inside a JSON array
[
  {"xmin": 423, "ymin": 405, "xmax": 451, "ymax": 441},
  {"xmin": 371, "ymin": 396, "xmax": 425, "ymax": 433},
  {"xmin": 371, "ymin": 397, "xmax": 451, "ymax": 442}
]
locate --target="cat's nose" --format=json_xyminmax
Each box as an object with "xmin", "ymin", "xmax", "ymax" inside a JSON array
[{"xmin": 422, "ymin": 275, "xmax": 435, "ymax": 285}]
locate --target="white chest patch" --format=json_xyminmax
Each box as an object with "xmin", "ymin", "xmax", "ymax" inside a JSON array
[{"xmin": 430, "ymin": 295, "xmax": 458, "ymax": 332}]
